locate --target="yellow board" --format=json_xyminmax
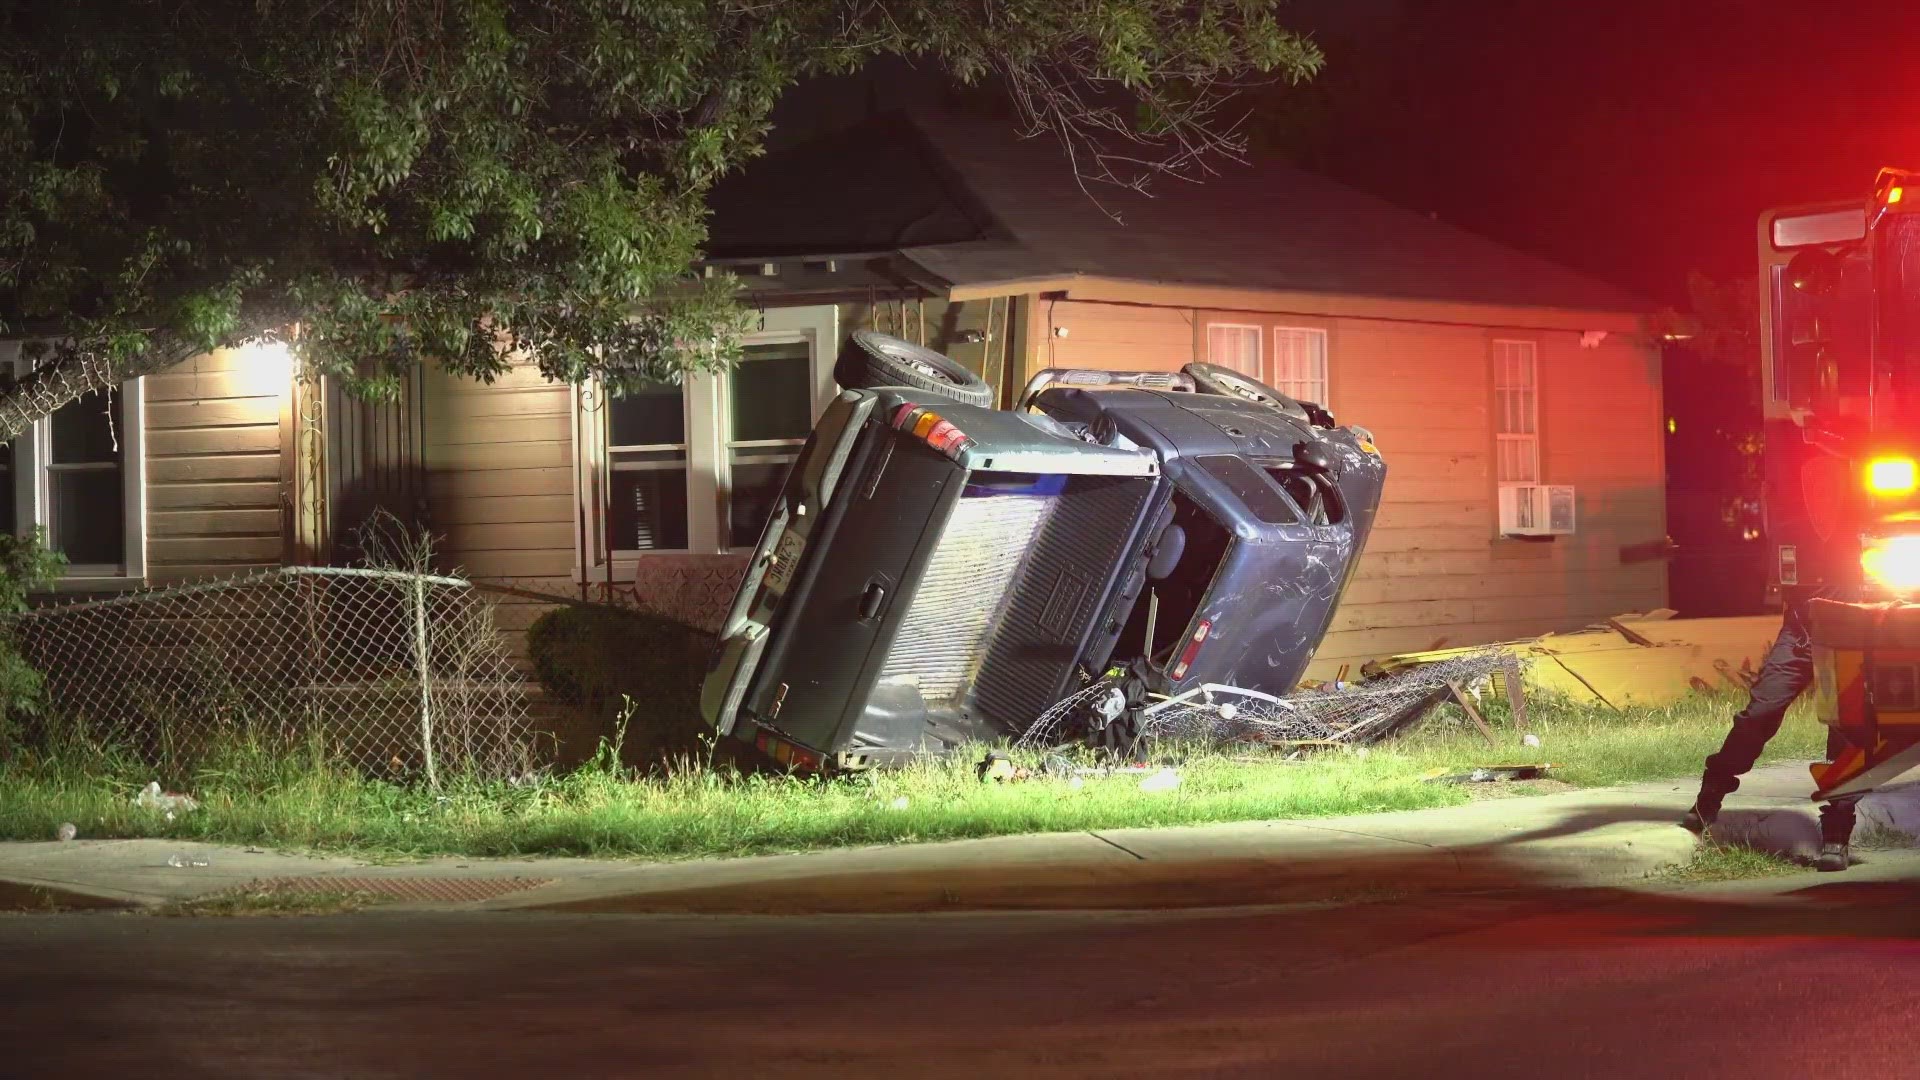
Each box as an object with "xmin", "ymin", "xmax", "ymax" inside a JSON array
[{"xmin": 1378, "ymin": 614, "xmax": 1781, "ymax": 707}]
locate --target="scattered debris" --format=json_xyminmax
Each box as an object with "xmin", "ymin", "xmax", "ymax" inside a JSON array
[
  {"xmin": 888, "ymin": 797, "xmax": 910, "ymax": 811},
  {"xmin": 975, "ymin": 752, "xmax": 1030, "ymax": 783},
  {"xmin": 1138, "ymin": 768, "xmax": 1181, "ymax": 793},
  {"xmin": 165, "ymin": 853, "xmax": 211, "ymax": 868},
  {"xmin": 1025, "ymin": 649, "xmax": 1515, "ymax": 756},
  {"xmin": 55, "ymin": 822, "xmax": 77, "ymax": 842},
  {"xmin": 1523, "ymin": 733, "xmax": 1542, "ymax": 748},
  {"xmin": 1423, "ymin": 764, "xmax": 1556, "ymax": 785},
  {"xmin": 134, "ymin": 781, "xmax": 199, "ymax": 817}
]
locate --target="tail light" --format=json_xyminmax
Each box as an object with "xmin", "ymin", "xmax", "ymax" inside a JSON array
[
  {"xmin": 1168, "ymin": 619, "xmax": 1213, "ymax": 681},
  {"xmin": 891, "ymin": 404, "xmax": 974, "ymax": 460}
]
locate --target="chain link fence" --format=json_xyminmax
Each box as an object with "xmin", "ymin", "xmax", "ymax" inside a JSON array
[{"xmin": 7, "ymin": 567, "xmax": 537, "ymax": 782}]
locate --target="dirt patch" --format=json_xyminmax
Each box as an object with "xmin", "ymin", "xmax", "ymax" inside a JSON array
[
  {"xmin": 158, "ymin": 889, "xmax": 393, "ymax": 918},
  {"xmin": 1464, "ymin": 778, "xmax": 1578, "ymax": 801},
  {"xmin": 0, "ymin": 880, "xmax": 130, "ymax": 914}
]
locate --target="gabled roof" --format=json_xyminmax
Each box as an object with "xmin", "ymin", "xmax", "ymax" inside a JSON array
[{"xmin": 704, "ymin": 112, "xmax": 1650, "ymax": 315}]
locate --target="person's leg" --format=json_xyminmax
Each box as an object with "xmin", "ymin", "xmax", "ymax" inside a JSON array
[
  {"xmin": 1686, "ymin": 600, "xmax": 1813, "ymax": 832},
  {"xmin": 1817, "ymin": 726, "xmax": 1865, "ymax": 871}
]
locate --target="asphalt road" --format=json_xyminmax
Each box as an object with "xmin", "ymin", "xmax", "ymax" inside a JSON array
[{"xmin": 4, "ymin": 878, "xmax": 1920, "ymax": 1079}]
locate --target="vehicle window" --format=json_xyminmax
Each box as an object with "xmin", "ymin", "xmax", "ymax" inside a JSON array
[
  {"xmin": 1196, "ymin": 454, "xmax": 1296, "ymax": 524},
  {"xmin": 1112, "ymin": 494, "xmax": 1233, "ymax": 665},
  {"xmin": 1265, "ymin": 467, "xmax": 1346, "ymax": 526}
]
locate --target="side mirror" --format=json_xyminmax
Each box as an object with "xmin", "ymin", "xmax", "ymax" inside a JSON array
[
  {"xmin": 1294, "ymin": 440, "xmax": 1338, "ymax": 474},
  {"xmin": 1787, "ymin": 246, "xmax": 1847, "ymax": 298}
]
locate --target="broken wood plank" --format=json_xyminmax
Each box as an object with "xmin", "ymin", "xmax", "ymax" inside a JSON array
[
  {"xmin": 1446, "ymin": 680, "xmax": 1498, "ymax": 746},
  {"xmin": 1505, "ymin": 654, "xmax": 1530, "ymax": 732},
  {"xmin": 1607, "ymin": 617, "xmax": 1657, "ymax": 648}
]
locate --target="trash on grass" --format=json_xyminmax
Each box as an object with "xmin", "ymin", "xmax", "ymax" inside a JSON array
[
  {"xmin": 1522, "ymin": 733, "xmax": 1542, "ymax": 748},
  {"xmin": 975, "ymin": 752, "xmax": 1031, "ymax": 783},
  {"xmin": 134, "ymin": 781, "xmax": 200, "ymax": 816},
  {"xmin": 1138, "ymin": 768, "xmax": 1181, "ymax": 793},
  {"xmin": 888, "ymin": 796, "xmax": 910, "ymax": 811},
  {"xmin": 1423, "ymin": 764, "xmax": 1556, "ymax": 785},
  {"xmin": 55, "ymin": 822, "xmax": 76, "ymax": 842}
]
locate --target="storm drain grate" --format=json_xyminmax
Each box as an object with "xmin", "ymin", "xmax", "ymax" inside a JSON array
[{"xmin": 223, "ymin": 876, "xmax": 554, "ymax": 903}]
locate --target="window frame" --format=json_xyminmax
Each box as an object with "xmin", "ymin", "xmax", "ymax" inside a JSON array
[
  {"xmin": 0, "ymin": 342, "xmax": 147, "ymax": 584},
  {"xmin": 1492, "ymin": 337, "xmax": 1541, "ymax": 487},
  {"xmin": 1200, "ymin": 314, "xmax": 1335, "ymax": 410},
  {"xmin": 1203, "ymin": 323, "xmax": 1264, "ymax": 379},
  {"xmin": 1270, "ymin": 325, "xmax": 1330, "ymax": 406},
  {"xmin": 576, "ymin": 305, "xmax": 837, "ymax": 576}
]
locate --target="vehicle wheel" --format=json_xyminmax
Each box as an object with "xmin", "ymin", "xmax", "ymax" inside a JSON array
[
  {"xmin": 1182, "ymin": 362, "xmax": 1313, "ymax": 423},
  {"xmin": 837, "ymin": 331, "xmax": 994, "ymax": 408}
]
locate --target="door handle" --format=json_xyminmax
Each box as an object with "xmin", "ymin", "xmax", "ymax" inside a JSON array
[{"xmin": 859, "ymin": 582, "xmax": 888, "ymax": 620}]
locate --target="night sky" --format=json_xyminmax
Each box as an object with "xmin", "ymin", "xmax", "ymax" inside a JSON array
[{"xmin": 1294, "ymin": 0, "xmax": 1920, "ymax": 305}]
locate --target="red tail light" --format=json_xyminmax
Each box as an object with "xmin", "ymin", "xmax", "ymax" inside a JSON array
[
  {"xmin": 1168, "ymin": 619, "xmax": 1213, "ymax": 681},
  {"xmin": 890, "ymin": 404, "xmax": 974, "ymax": 460}
]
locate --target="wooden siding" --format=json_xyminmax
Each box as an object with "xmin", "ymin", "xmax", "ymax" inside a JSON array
[
  {"xmin": 420, "ymin": 363, "xmax": 576, "ymax": 664},
  {"xmin": 1032, "ymin": 300, "xmax": 1196, "ymax": 372},
  {"xmin": 1304, "ymin": 322, "xmax": 1666, "ymax": 675},
  {"xmin": 145, "ymin": 349, "xmax": 290, "ymax": 583}
]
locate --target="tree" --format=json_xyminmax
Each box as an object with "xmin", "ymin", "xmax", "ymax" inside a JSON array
[{"xmin": 0, "ymin": 0, "xmax": 1321, "ymax": 435}]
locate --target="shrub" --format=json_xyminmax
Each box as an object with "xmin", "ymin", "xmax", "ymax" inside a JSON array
[
  {"xmin": 525, "ymin": 604, "xmax": 712, "ymax": 767},
  {"xmin": 0, "ymin": 530, "xmax": 65, "ymax": 733}
]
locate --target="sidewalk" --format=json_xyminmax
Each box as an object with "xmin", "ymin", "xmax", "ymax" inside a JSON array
[{"xmin": 4, "ymin": 762, "xmax": 1915, "ymax": 915}]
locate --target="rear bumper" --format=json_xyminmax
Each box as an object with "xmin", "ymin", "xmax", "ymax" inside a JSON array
[{"xmin": 1809, "ymin": 598, "xmax": 1920, "ymax": 797}]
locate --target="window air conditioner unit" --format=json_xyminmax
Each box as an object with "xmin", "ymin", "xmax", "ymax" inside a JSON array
[{"xmin": 1499, "ymin": 484, "xmax": 1576, "ymax": 537}]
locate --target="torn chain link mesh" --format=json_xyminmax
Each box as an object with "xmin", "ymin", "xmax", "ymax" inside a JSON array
[{"xmin": 1018, "ymin": 649, "xmax": 1515, "ymax": 753}]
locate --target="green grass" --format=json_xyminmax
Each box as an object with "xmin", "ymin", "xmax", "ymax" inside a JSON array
[
  {"xmin": 1664, "ymin": 840, "xmax": 1804, "ymax": 883},
  {"xmin": 0, "ymin": 690, "xmax": 1830, "ymax": 863}
]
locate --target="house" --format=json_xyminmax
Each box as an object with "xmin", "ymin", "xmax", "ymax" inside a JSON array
[{"xmin": 0, "ymin": 111, "xmax": 1666, "ymax": 682}]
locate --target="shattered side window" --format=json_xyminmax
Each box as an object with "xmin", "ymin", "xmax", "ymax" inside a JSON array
[
  {"xmin": 1196, "ymin": 455, "xmax": 1297, "ymax": 525},
  {"xmin": 1266, "ymin": 467, "xmax": 1346, "ymax": 526}
]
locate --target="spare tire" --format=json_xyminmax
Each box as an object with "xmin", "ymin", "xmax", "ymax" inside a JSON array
[
  {"xmin": 837, "ymin": 331, "xmax": 993, "ymax": 408},
  {"xmin": 1182, "ymin": 362, "xmax": 1314, "ymax": 425}
]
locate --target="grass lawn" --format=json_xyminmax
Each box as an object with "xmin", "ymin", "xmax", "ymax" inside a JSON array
[{"xmin": 0, "ymin": 691, "xmax": 1828, "ymax": 862}]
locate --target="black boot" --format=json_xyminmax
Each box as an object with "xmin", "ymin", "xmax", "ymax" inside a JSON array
[
  {"xmin": 1816, "ymin": 799, "xmax": 1858, "ymax": 872},
  {"xmin": 1682, "ymin": 791, "xmax": 1723, "ymax": 835}
]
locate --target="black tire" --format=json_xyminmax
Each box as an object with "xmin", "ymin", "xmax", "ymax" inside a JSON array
[
  {"xmin": 1182, "ymin": 362, "xmax": 1314, "ymax": 423},
  {"xmin": 837, "ymin": 331, "xmax": 993, "ymax": 408}
]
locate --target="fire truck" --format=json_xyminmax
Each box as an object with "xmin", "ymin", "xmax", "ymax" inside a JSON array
[{"xmin": 1761, "ymin": 168, "xmax": 1920, "ymax": 798}]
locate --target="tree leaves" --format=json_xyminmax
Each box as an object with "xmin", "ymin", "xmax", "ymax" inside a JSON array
[{"xmin": 0, "ymin": 0, "xmax": 1317, "ymax": 432}]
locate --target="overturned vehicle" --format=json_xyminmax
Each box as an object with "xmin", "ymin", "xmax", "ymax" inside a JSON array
[{"xmin": 699, "ymin": 332, "xmax": 1387, "ymax": 771}]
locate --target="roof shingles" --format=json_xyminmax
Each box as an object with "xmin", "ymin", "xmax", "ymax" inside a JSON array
[{"xmin": 709, "ymin": 113, "xmax": 1648, "ymax": 315}]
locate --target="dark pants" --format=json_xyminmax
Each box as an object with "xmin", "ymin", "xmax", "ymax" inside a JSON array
[{"xmin": 1700, "ymin": 590, "xmax": 1862, "ymax": 844}]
